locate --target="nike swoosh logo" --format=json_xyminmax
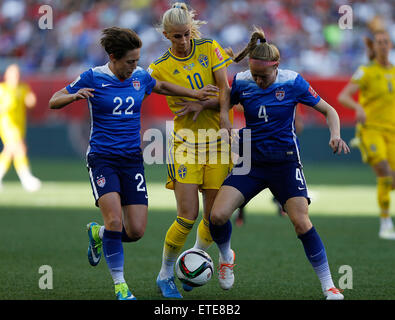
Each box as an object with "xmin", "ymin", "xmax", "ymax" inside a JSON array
[
  {"xmin": 91, "ymin": 247, "xmax": 100, "ymax": 263},
  {"xmin": 242, "ymin": 92, "xmax": 251, "ymax": 96},
  {"xmin": 309, "ymin": 249, "xmax": 323, "ymax": 258},
  {"xmin": 145, "ymin": 194, "xmax": 148, "ymax": 199},
  {"xmin": 102, "ymin": 83, "xmax": 111, "ymax": 87},
  {"xmin": 298, "ymin": 187, "xmax": 306, "ymax": 190},
  {"xmin": 106, "ymin": 252, "xmax": 120, "ymax": 258}
]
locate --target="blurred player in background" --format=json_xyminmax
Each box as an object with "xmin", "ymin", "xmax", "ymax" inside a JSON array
[
  {"xmin": 338, "ymin": 22, "xmax": 395, "ymax": 240},
  {"xmin": 147, "ymin": 2, "xmax": 232, "ymax": 298},
  {"xmin": 234, "ymin": 109, "xmax": 304, "ymax": 226},
  {"xmin": 49, "ymin": 27, "xmax": 217, "ymax": 300},
  {"xmin": 209, "ymin": 27, "xmax": 349, "ymax": 300},
  {"xmin": 0, "ymin": 63, "xmax": 41, "ymax": 192}
]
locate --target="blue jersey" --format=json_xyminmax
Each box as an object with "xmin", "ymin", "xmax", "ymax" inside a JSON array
[
  {"xmin": 66, "ymin": 63, "xmax": 156, "ymax": 157},
  {"xmin": 231, "ymin": 69, "xmax": 321, "ymax": 164}
]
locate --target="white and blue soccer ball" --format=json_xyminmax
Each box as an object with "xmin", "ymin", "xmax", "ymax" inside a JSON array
[{"xmin": 175, "ymin": 248, "xmax": 214, "ymax": 287}]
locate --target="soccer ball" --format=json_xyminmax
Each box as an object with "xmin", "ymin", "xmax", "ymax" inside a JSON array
[{"xmin": 175, "ymin": 248, "xmax": 214, "ymax": 287}]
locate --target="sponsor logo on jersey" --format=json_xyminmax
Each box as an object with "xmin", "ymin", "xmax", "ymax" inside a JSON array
[
  {"xmin": 275, "ymin": 89, "xmax": 285, "ymax": 101},
  {"xmin": 183, "ymin": 63, "xmax": 195, "ymax": 71},
  {"xmin": 96, "ymin": 175, "xmax": 106, "ymax": 188},
  {"xmin": 178, "ymin": 165, "xmax": 187, "ymax": 179},
  {"xmin": 198, "ymin": 54, "xmax": 209, "ymax": 68},
  {"xmin": 308, "ymin": 85, "xmax": 318, "ymax": 98},
  {"xmin": 133, "ymin": 80, "xmax": 141, "ymax": 91},
  {"xmin": 215, "ymin": 48, "xmax": 223, "ymax": 61}
]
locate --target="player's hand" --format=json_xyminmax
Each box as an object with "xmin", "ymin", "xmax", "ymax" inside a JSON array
[
  {"xmin": 194, "ymin": 85, "xmax": 219, "ymax": 100},
  {"xmin": 175, "ymin": 99, "xmax": 204, "ymax": 121},
  {"xmin": 329, "ymin": 137, "xmax": 350, "ymax": 154},
  {"xmin": 73, "ymin": 88, "xmax": 95, "ymax": 101}
]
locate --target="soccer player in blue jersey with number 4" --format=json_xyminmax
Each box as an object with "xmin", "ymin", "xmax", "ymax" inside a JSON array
[
  {"xmin": 49, "ymin": 27, "xmax": 218, "ymax": 300},
  {"xmin": 208, "ymin": 28, "xmax": 350, "ymax": 300}
]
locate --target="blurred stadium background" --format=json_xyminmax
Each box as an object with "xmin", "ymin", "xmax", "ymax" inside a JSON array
[{"xmin": 1, "ymin": 0, "xmax": 395, "ymax": 300}]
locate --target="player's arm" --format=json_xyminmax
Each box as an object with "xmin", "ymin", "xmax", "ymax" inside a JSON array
[
  {"xmin": 152, "ymin": 80, "xmax": 218, "ymax": 101},
  {"xmin": 313, "ymin": 98, "xmax": 350, "ymax": 154},
  {"xmin": 217, "ymin": 67, "xmax": 232, "ymax": 132},
  {"xmin": 337, "ymin": 82, "xmax": 366, "ymax": 123},
  {"xmin": 25, "ymin": 91, "xmax": 37, "ymax": 109},
  {"xmin": 49, "ymin": 87, "xmax": 95, "ymax": 109},
  {"xmin": 174, "ymin": 68, "xmax": 229, "ymax": 121}
]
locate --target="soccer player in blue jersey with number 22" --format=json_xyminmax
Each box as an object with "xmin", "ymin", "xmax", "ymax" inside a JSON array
[
  {"xmin": 49, "ymin": 27, "xmax": 217, "ymax": 300},
  {"xmin": 208, "ymin": 27, "xmax": 350, "ymax": 300}
]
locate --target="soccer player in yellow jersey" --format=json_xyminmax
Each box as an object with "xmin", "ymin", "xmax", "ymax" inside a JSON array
[
  {"xmin": 148, "ymin": 2, "xmax": 233, "ymax": 298},
  {"xmin": 338, "ymin": 30, "xmax": 395, "ymax": 239},
  {"xmin": 0, "ymin": 64, "xmax": 41, "ymax": 192}
]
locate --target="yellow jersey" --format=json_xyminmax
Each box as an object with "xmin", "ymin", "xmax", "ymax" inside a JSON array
[
  {"xmin": 148, "ymin": 38, "xmax": 232, "ymax": 144},
  {"xmin": 351, "ymin": 60, "xmax": 395, "ymax": 131},
  {"xmin": 0, "ymin": 82, "xmax": 31, "ymax": 128}
]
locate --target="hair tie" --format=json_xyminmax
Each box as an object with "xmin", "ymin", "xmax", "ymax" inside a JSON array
[{"xmin": 174, "ymin": 4, "xmax": 182, "ymax": 8}]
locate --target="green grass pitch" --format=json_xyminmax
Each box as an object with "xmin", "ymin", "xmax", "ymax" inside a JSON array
[{"xmin": 1, "ymin": 160, "xmax": 395, "ymax": 300}]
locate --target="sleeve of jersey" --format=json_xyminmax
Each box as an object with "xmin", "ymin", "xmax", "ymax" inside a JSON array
[
  {"xmin": 66, "ymin": 70, "xmax": 93, "ymax": 94},
  {"xmin": 211, "ymin": 40, "xmax": 233, "ymax": 72},
  {"xmin": 350, "ymin": 66, "xmax": 365, "ymax": 86},
  {"xmin": 230, "ymin": 74, "xmax": 240, "ymax": 105},
  {"xmin": 294, "ymin": 74, "xmax": 321, "ymax": 107},
  {"xmin": 144, "ymin": 71, "xmax": 157, "ymax": 95}
]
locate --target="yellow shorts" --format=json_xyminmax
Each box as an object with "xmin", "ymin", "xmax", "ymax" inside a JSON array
[
  {"xmin": 166, "ymin": 137, "xmax": 232, "ymax": 190},
  {"xmin": 357, "ymin": 124, "xmax": 395, "ymax": 169},
  {"xmin": 0, "ymin": 117, "xmax": 25, "ymax": 145}
]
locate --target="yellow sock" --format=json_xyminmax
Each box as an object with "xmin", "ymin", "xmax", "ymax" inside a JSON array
[
  {"xmin": 0, "ymin": 153, "xmax": 12, "ymax": 179},
  {"xmin": 377, "ymin": 176, "xmax": 392, "ymax": 218},
  {"xmin": 14, "ymin": 154, "xmax": 30, "ymax": 177},
  {"xmin": 194, "ymin": 217, "xmax": 213, "ymax": 250},
  {"xmin": 160, "ymin": 216, "xmax": 195, "ymax": 279}
]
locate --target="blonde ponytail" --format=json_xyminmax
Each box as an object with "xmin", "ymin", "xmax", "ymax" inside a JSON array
[{"xmin": 160, "ymin": 2, "xmax": 206, "ymax": 39}]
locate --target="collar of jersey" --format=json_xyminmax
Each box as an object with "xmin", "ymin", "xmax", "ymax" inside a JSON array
[
  {"xmin": 99, "ymin": 62, "xmax": 136, "ymax": 83},
  {"xmin": 167, "ymin": 39, "xmax": 196, "ymax": 62}
]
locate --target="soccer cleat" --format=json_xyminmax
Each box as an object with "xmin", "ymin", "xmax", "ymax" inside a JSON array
[
  {"xmin": 156, "ymin": 275, "xmax": 183, "ymax": 298},
  {"xmin": 21, "ymin": 175, "xmax": 41, "ymax": 192},
  {"xmin": 379, "ymin": 227, "xmax": 395, "ymax": 240},
  {"xmin": 324, "ymin": 287, "xmax": 344, "ymax": 300},
  {"xmin": 182, "ymin": 282, "xmax": 193, "ymax": 292},
  {"xmin": 218, "ymin": 250, "xmax": 236, "ymax": 290},
  {"xmin": 87, "ymin": 222, "xmax": 102, "ymax": 266},
  {"xmin": 115, "ymin": 282, "xmax": 137, "ymax": 300}
]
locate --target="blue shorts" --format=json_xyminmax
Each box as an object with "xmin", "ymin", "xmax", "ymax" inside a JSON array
[
  {"xmin": 87, "ymin": 153, "xmax": 148, "ymax": 207},
  {"xmin": 223, "ymin": 161, "xmax": 310, "ymax": 209}
]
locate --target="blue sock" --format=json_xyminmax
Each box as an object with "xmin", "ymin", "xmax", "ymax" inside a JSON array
[
  {"xmin": 102, "ymin": 229, "xmax": 125, "ymax": 285},
  {"xmin": 209, "ymin": 216, "xmax": 233, "ymax": 262},
  {"xmin": 298, "ymin": 226, "xmax": 334, "ymax": 290}
]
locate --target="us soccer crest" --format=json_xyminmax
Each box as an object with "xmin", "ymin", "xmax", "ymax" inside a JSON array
[
  {"xmin": 96, "ymin": 175, "xmax": 106, "ymax": 188},
  {"xmin": 178, "ymin": 165, "xmax": 187, "ymax": 179},
  {"xmin": 198, "ymin": 54, "xmax": 209, "ymax": 68},
  {"xmin": 133, "ymin": 80, "xmax": 141, "ymax": 91},
  {"xmin": 275, "ymin": 89, "xmax": 285, "ymax": 101}
]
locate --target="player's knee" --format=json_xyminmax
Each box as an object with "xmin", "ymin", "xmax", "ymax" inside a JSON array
[
  {"xmin": 105, "ymin": 217, "xmax": 123, "ymax": 232},
  {"xmin": 129, "ymin": 229, "xmax": 145, "ymax": 242},
  {"xmin": 293, "ymin": 217, "xmax": 312, "ymax": 235},
  {"xmin": 209, "ymin": 208, "xmax": 229, "ymax": 226}
]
